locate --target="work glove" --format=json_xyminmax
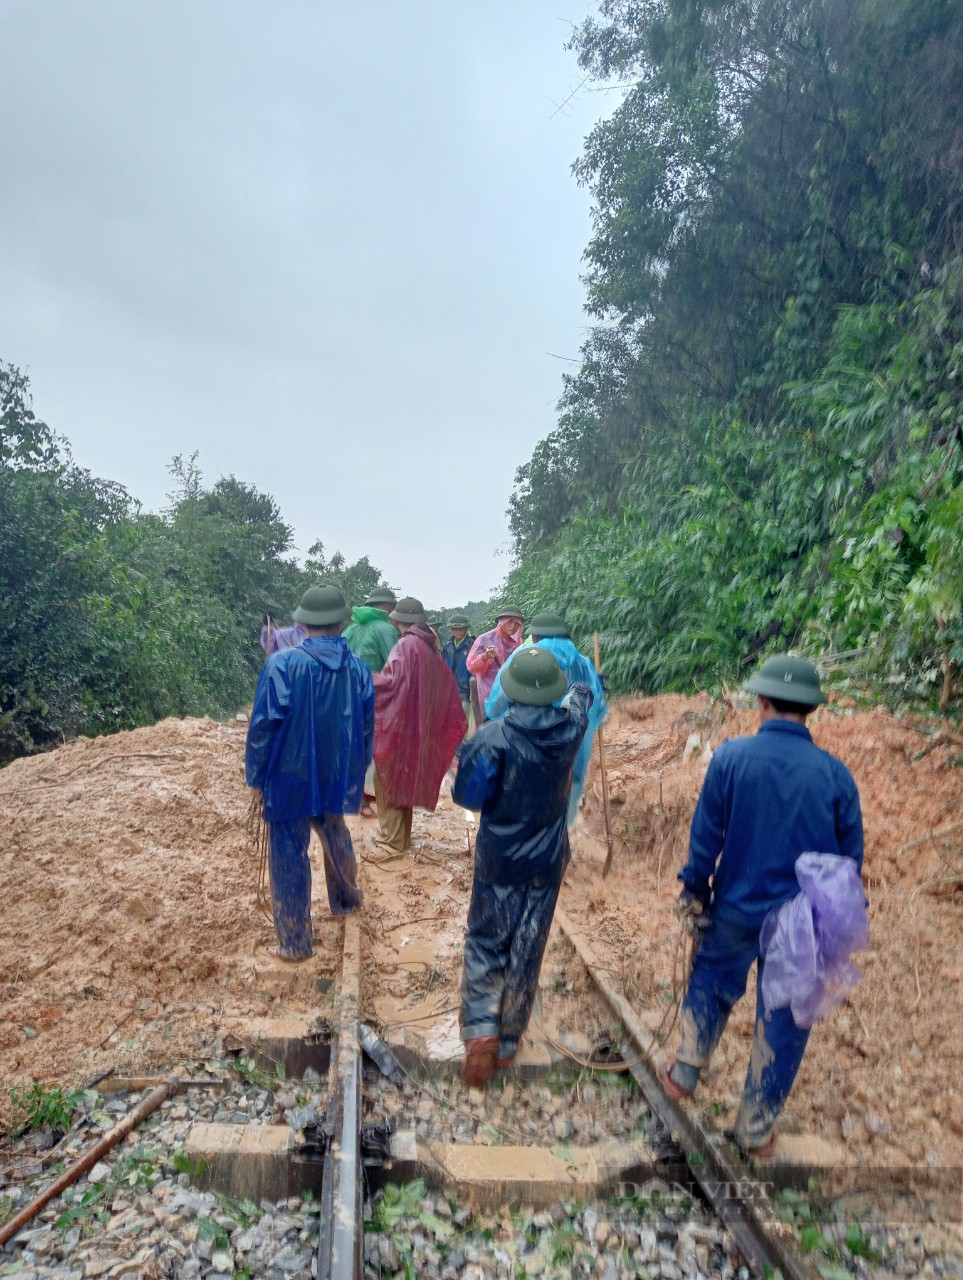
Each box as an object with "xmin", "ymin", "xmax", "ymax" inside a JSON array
[{"xmin": 675, "ymin": 889, "xmax": 711, "ymax": 939}]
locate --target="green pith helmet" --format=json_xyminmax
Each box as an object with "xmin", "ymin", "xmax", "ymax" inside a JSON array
[
  {"xmin": 364, "ymin": 587, "xmax": 397, "ymax": 607},
  {"xmin": 293, "ymin": 584, "xmax": 351, "ymax": 626},
  {"xmin": 529, "ymin": 610, "xmax": 570, "ymax": 638},
  {"xmin": 390, "ymin": 596, "xmax": 428, "ymax": 624},
  {"xmin": 428, "ymin": 618, "xmax": 442, "ymax": 629},
  {"xmin": 744, "ymin": 654, "xmax": 826, "ymax": 706},
  {"xmin": 448, "ymin": 613, "xmax": 470, "ymax": 629},
  {"xmin": 496, "ymin": 605, "xmax": 524, "ymax": 622},
  {"xmin": 500, "ymin": 647, "xmax": 568, "ymax": 706}
]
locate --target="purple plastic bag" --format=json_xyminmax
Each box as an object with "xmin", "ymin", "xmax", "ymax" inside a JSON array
[
  {"xmin": 760, "ymin": 852, "xmax": 869, "ymax": 1029},
  {"xmin": 260, "ymin": 622, "xmax": 306, "ymax": 654}
]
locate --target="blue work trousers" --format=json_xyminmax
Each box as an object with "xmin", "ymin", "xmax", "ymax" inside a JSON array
[
  {"xmin": 460, "ymin": 872, "xmax": 562, "ymax": 1061},
  {"xmin": 268, "ymin": 815, "xmax": 363, "ymax": 959},
  {"xmin": 678, "ymin": 915, "xmax": 811, "ymax": 1148}
]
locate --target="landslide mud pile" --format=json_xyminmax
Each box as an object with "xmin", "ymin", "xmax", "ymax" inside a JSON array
[{"xmin": 1, "ymin": 697, "xmax": 961, "ymax": 1177}]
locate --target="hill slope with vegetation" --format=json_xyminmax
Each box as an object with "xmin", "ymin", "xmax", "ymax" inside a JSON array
[{"xmin": 504, "ymin": 0, "xmax": 963, "ymax": 714}]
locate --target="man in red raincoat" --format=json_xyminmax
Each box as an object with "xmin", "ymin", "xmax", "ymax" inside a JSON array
[{"xmin": 372, "ymin": 596, "xmax": 467, "ymax": 852}]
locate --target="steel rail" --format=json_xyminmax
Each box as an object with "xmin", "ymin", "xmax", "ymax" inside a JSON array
[
  {"xmin": 316, "ymin": 912, "xmax": 363, "ymax": 1280},
  {"xmin": 554, "ymin": 904, "xmax": 817, "ymax": 1280}
]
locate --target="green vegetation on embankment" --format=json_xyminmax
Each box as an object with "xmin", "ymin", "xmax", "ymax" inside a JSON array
[
  {"xmin": 502, "ymin": 0, "xmax": 963, "ymax": 715},
  {"xmin": 0, "ymin": 361, "xmax": 388, "ymax": 765}
]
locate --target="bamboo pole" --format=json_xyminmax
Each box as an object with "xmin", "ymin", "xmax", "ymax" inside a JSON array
[{"xmin": 593, "ymin": 632, "xmax": 615, "ymax": 878}]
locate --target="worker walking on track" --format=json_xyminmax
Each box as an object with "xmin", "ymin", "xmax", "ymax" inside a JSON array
[
  {"xmin": 454, "ymin": 647, "xmax": 592, "ymax": 1087},
  {"xmin": 663, "ymin": 654, "xmax": 864, "ymax": 1158},
  {"xmin": 485, "ymin": 610, "xmax": 607, "ymax": 825},
  {"xmin": 371, "ymin": 596, "xmax": 467, "ymax": 853},
  {"xmin": 245, "ymin": 585, "xmax": 374, "ymax": 961}
]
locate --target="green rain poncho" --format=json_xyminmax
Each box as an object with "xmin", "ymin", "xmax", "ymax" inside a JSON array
[{"xmin": 343, "ymin": 606, "xmax": 397, "ymax": 673}]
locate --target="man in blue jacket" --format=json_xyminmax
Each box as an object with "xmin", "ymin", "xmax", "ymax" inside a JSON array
[
  {"xmin": 246, "ymin": 584, "xmax": 374, "ymax": 961},
  {"xmin": 441, "ymin": 613, "xmax": 476, "ymax": 732},
  {"xmin": 453, "ymin": 647, "xmax": 591, "ymax": 1087},
  {"xmin": 664, "ymin": 654, "xmax": 863, "ymax": 1158}
]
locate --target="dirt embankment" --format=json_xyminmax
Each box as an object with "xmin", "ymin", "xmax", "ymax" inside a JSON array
[{"xmin": 0, "ymin": 697, "xmax": 961, "ymax": 1177}]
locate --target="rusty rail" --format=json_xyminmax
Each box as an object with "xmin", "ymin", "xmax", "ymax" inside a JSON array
[{"xmin": 554, "ymin": 904, "xmax": 817, "ymax": 1280}]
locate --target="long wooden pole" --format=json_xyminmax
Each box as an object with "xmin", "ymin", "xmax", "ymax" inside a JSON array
[
  {"xmin": 593, "ymin": 632, "xmax": 615, "ymax": 877},
  {"xmin": 0, "ymin": 1081, "xmax": 176, "ymax": 1248}
]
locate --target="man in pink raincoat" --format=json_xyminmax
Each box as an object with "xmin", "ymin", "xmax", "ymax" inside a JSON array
[
  {"xmin": 372, "ymin": 596, "xmax": 467, "ymax": 852},
  {"xmin": 465, "ymin": 607, "xmax": 524, "ymax": 723}
]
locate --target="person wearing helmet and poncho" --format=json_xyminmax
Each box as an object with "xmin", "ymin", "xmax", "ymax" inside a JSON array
[
  {"xmin": 344, "ymin": 587, "xmax": 399, "ymax": 816},
  {"xmin": 662, "ymin": 654, "xmax": 864, "ymax": 1160},
  {"xmin": 371, "ymin": 597, "xmax": 467, "ymax": 853},
  {"xmin": 343, "ymin": 586, "xmax": 398, "ymax": 673},
  {"xmin": 245, "ymin": 585, "xmax": 374, "ymax": 961},
  {"xmin": 484, "ymin": 610, "xmax": 607, "ymax": 825},
  {"xmin": 453, "ymin": 647, "xmax": 592, "ymax": 1088},
  {"xmin": 465, "ymin": 607, "xmax": 524, "ymax": 724}
]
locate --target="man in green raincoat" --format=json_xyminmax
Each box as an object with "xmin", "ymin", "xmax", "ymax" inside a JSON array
[
  {"xmin": 344, "ymin": 587, "xmax": 398, "ymax": 817},
  {"xmin": 344, "ymin": 587, "xmax": 398, "ymax": 673}
]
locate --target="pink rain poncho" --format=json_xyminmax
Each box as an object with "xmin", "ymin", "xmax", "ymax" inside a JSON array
[
  {"xmin": 466, "ymin": 625, "xmax": 523, "ymax": 707},
  {"xmin": 372, "ymin": 622, "xmax": 467, "ymax": 809},
  {"xmin": 760, "ymin": 852, "xmax": 869, "ymax": 1029}
]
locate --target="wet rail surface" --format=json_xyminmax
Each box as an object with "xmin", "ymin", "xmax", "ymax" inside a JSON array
[{"xmin": 315, "ymin": 903, "xmax": 819, "ymax": 1280}]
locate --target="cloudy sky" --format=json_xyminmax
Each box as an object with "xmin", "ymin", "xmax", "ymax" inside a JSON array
[{"xmin": 0, "ymin": 2, "xmax": 614, "ymax": 606}]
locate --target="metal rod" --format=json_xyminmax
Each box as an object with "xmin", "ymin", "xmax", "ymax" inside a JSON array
[
  {"xmin": 592, "ymin": 631, "xmax": 616, "ymax": 877},
  {"xmin": 0, "ymin": 1081, "xmax": 176, "ymax": 1248}
]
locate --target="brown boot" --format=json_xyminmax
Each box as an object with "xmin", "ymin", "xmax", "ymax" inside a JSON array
[{"xmin": 462, "ymin": 1036, "xmax": 499, "ymax": 1088}]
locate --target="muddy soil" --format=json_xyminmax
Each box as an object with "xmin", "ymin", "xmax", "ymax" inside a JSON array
[{"xmin": 1, "ymin": 698, "xmax": 961, "ymax": 1184}]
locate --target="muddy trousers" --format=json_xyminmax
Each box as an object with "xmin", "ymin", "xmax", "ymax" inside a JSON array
[
  {"xmin": 459, "ymin": 872, "xmax": 562, "ymax": 1061},
  {"xmin": 676, "ymin": 915, "xmax": 810, "ymax": 1148},
  {"xmin": 268, "ymin": 815, "xmax": 363, "ymax": 959},
  {"xmin": 373, "ymin": 775, "xmax": 413, "ymax": 852}
]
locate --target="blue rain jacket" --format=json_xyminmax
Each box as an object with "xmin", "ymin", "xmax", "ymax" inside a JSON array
[
  {"xmin": 679, "ymin": 718, "xmax": 863, "ymax": 928},
  {"xmin": 453, "ymin": 685, "xmax": 589, "ymax": 886},
  {"xmin": 246, "ymin": 635, "xmax": 375, "ymax": 822},
  {"xmin": 485, "ymin": 638, "xmax": 607, "ymax": 825},
  {"xmin": 441, "ymin": 633, "xmax": 475, "ymax": 700}
]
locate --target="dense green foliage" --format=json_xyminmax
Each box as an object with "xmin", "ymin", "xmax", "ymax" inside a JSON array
[
  {"xmin": 0, "ymin": 365, "xmax": 389, "ymax": 764},
  {"xmin": 506, "ymin": 0, "xmax": 963, "ymax": 711}
]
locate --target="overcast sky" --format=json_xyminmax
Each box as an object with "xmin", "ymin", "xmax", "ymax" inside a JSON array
[{"xmin": 0, "ymin": 2, "xmax": 613, "ymax": 607}]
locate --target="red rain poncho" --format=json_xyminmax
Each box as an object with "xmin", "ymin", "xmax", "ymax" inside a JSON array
[{"xmin": 372, "ymin": 622, "xmax": 467, "ymax": 809}]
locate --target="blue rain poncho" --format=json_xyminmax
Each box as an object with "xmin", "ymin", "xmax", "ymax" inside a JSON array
[
  {"xmin": 484, "ymin": 637, "xmax": 607, "ymax": 825},
  {"xmin": 246, "ymin": 635, "xmax": 375, "ymax": 822}
]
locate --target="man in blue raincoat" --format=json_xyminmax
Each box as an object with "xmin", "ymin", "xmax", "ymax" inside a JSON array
[
  {"xmin": 485, "ymin": 611, "xmax": 607, "ymax": 826},
  {"xmin": 454, "ymin": 647, "xmax": 591, "ymax": 1087},
  {"xmin": 663, "ymin": 654, "xmax": 863, "ymax": 1158},
  {"xmin": 246, "ymin": 584, "xmax": 374, "ymax": 961}
]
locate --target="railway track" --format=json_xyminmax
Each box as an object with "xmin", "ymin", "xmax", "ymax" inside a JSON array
[{"xmin": 314, "ymin": 898, "xmax": 819, "ymax": 1280}]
